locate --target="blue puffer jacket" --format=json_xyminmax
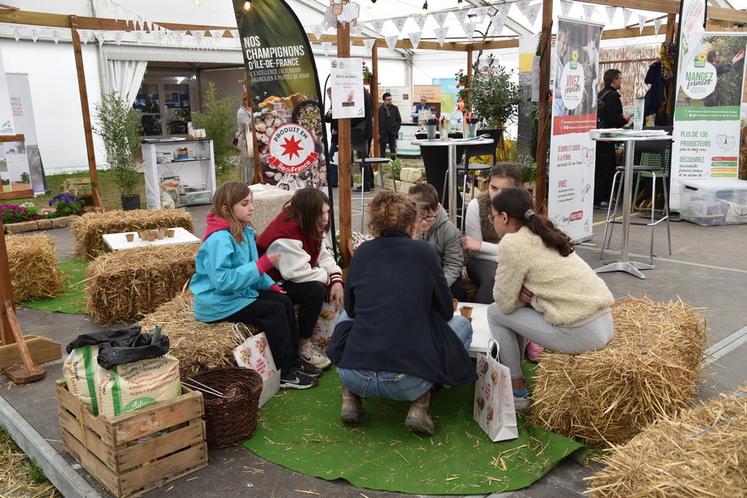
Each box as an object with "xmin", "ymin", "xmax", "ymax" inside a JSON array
[{"xmin": 190, "ymin": 226, "xmax": 275, "ymax": 323}]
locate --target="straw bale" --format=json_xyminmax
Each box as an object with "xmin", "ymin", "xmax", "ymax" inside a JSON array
[
  {"xmin": 6, "ymin": 234, "xmax": 64, "ymax": 302},
  {"xmin": 70, "ymin": 208, "xmax": 193, "ymax": 259},
  {"xmin": 586, "ymin": 385, "xmax": 747, "ymax": 498},
  {"xmin": 529, "ymin": 297, "xmax": 707, "ymax": 447},
  {"xmin": 86, "ymin": 244, "xmax": 198, "ymax": 324},
  {"xmin": 140, "ymin": 292, "xmax": 257, "ymax": 377}
]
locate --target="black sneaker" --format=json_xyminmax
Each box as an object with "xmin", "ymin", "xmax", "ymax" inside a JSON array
[
  {"xmin": 294, "ymin": 358, "xmax": 323, "ymax": 378},
  {"xmin": 280, "ymin": 368, "xmax": 317, "ymax": 390}
]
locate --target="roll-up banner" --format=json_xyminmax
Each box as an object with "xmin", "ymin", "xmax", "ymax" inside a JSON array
[
  {"xmin": 233, "ymin": 0, "xmax": 329, "ymax": 189},
  {"xmin": 672, "ymin": 27, "xmax": 747, "ymax": 207},
  {"xmin": 548, "ymin": 18, "xmax": 603, "ymax": 242}
]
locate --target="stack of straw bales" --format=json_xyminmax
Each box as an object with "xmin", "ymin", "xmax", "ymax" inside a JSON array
[
  {"xmin": 6, "ymin": 234, "xmax": 64, "ymax": 302},
  {"xmin": 70, "ymin": 208, "xmax": 193, "ymax": 259},
  {"xmin": 86, "ymin": 244, "xmax": 198, "ymax": 324},
  {"xmin": 140, "ymin": 292, "xmax": 256, "ymax": 377},
  {"xmin": 529, "ymin": 296, "xmax": 706, "ymax": 447},
  {"xmin": 586, "ymin": 385, "xmax": 747, "ymax": 497},
  {"xmin": 249, "ymin": 185, "xmax": 292, "ymax": 235}
]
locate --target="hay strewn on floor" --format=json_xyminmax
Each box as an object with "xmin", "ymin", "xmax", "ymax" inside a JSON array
[
  {"xmin": 140, "ymin": 292, "xmax": 257, "ymax": 377},
  {"xmin": 86, "ymin": 244, "xmax": 198, "ymax": 324},
  {"xmin": 6, "ymin": 234, "xmax": 64, "ymax": 302},
  {"xmin": 529, "ymin": 297, "xmax": 707, "ymax": 447},
  {"xmin": 70, "ymin": 208, "xmax": 193, "ymax": 259},
  {"xmin": 586, "ymin": 385, "xmax": 747, "ymax": 497}
]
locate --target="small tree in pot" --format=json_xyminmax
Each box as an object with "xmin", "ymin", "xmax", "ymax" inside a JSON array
[{"xmin": 95, "ymin": 93, "xmax": 142, "ymax": 210}]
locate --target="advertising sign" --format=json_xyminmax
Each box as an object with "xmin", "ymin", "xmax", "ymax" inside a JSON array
[
  {"xmin": 548, "ymin": 18, "xmax": 603, "ymax": 242},
  {"xmin": 233, "ymin": 0, "xmax": 328, "ymax": 189},
  {"xmin": 330, "ymin": 57, "xmax": 364, "ymax": 119}
]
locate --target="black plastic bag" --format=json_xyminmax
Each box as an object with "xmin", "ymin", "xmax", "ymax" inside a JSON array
[{"xmin": 66, "ymin": 325, "xmax": 170, "ymax": 370}]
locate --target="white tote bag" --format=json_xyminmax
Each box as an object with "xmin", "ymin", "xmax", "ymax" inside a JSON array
[
  {"xmin": 474, "ymin": 340, "xmax": 519, "ymax": 442},
  {"xmin": 233, "ymin": 323, "xmax": 281, "ymax": 407}
]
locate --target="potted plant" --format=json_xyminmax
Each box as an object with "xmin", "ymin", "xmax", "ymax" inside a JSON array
[
  {"xmin": 192, "ymin": 83, "xmax": 237, "ymax": 182},
  {"xmin": 95, "ymin": 93, "xmax": 142, "ymax": 210},
  {"xmin": 457, "ymin": 55, "xmax": 521, "ymax": 148}
]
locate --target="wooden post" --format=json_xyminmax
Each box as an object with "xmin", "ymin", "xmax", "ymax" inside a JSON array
[
  {"xmin": 466, "ymin": 47, "xmax": 473, "ymax": 112},
  {"xmin": 0, "ymin": 218, "xmax": 15, "ymax": 346},
  {"xmin": 337, "ymin": 9, "xmax": 353, "ymax": 268},
  {"xmin": 371, "ymin": 43, "xmax": 380, "ymax": 158},
  {"xmin": 70, "ymin": 16, "xmax": 103, "ymax": 209},
  {"xmin": 534, "ymin": 0, "xmax": 553, "ymax": 213}
]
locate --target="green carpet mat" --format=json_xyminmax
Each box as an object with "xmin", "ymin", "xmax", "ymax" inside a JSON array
[
  {"xmin": 244, "ymin": 371, "xmax": 583, "ymax": 494},
  {"xmin": 22, "ymin": 259, "xmax": 87, "ymax": 314}
]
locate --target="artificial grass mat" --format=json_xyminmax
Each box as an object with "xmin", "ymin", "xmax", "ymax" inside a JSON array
[
  {"xmin": 22, "ymin": 259, "xmax": 87, "ymax": 314},
  {"xmin": 244, "ymin": 371, "xmax": 583, "ymax": 494}
]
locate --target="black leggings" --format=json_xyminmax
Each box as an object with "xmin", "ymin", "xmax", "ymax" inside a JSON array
[
  {"xmin": 466, "ymin": 259, "xmax": 497, "ymax": 305},
  {"xmin": 218, "ymin": 291, "xmax": 299, "ymax": 371},
  {"xmin": 281, "ymin": 280, "xmax": 326, "ymax": 340}
]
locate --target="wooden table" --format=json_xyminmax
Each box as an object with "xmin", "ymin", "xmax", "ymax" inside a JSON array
[{"xmin": 102, "ymin": 227, "xmax": 200, "ymax": 251}]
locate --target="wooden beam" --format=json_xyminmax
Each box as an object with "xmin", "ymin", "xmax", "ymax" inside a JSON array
[
  {"xmin": 582, "ymin": 0, "xmax": 747, "ymax": 24},
  {"xmin": 337, "ymin": 9, "xmax": 352, "ymax": 269},
  {"xmin": 0, "ymin": 10, "xmax": 71, "ymax": 28},
  {"xmin": 371, "ymin": 44, "xmax": 380, "ymax": 158},
  {"xmin": 535, "ymin": 0, "xmax": 552, "ymax": 214},
  {"xmin": 315, "ymin": 34, "xmax": 469, "ymax": 52},
  {"xmin": 70, "ymin": 16, "xmax": 102, "ymax": 209},
  {"xmin": 0, "ymin": 218, "xmax": 15, "ymax": 345}
]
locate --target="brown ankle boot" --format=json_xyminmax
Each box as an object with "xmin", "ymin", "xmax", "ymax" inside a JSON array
[
  {"xmin": 340, "ymin": 389, "xmax": 368, "ymax": 424},
  {"xmin": 405, "ymin": 391, "xmax": 435, "ymax": 435}
]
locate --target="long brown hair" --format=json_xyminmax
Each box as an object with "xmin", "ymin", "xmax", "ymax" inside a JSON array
[
  {"xmin": 285, "ymin": 188, "xmax": 330, "ymax": 240},
  {"xmin": 488, "ymin": 162, "xmax": 522, "ymax": 186},
  {"xmin": 492, "ymin": 188, "xmax": 574, "ymax": 257},
  {"xmin": 211, "ymin": 181, "xmax": 252, "ymax": 243}
]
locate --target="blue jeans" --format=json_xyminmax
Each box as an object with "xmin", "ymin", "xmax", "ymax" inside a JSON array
[{"xmin": 336, "ymin": 312, "xmax": 472, "ymax": 401}]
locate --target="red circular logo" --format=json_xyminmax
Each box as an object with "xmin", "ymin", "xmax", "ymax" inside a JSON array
[{"xmin": 268, "ymin": 123, "xmax": 319, "ymax": 175}]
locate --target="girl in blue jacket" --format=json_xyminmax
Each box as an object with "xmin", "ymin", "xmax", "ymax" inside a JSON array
[{"xmin": 189, "ymin": 181, "xmax": 319, "ymax": 389}]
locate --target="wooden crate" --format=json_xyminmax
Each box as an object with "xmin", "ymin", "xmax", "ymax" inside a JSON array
[{"xmin": 56, "ymin": 379, "xmax": 208, "ymax": 497}]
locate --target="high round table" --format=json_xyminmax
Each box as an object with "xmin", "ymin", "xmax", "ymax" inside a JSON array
[{"xmin": 412, "ymin": 137, "xmax": 494, "ymax": 225}]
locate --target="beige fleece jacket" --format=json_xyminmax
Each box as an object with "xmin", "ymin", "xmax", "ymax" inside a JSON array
[{"xmin": 493, "ymin": 227, "xmax": 614, "ymax": 326}]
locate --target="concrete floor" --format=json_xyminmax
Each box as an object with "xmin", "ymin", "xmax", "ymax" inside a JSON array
[{"xmin": 2, "ymin": 188, "xmax": 746, "ymax": 497}]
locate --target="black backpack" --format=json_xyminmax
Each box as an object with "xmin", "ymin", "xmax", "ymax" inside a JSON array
[{"xmin": 597, "ymin": 89, "xmax": 614, "ymax": 128}]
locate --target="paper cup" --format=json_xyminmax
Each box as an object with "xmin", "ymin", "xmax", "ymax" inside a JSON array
[
  {"xmin": 459, "ymin": 305, "xmax": 473, "ymax": 321},
  {"xmin": 125, "ymin": 233, "xmax": 134, "ymax": 242},
  {"xmin": 166, "ymin": 229, "xmax": 175, "ymax": 238}
]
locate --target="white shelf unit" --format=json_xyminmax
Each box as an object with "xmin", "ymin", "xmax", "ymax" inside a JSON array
[{"xmin": 141, "ymin": 139, "xmax": 217, "ymax": 209}]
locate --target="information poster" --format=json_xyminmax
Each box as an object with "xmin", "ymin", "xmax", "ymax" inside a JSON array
[
  {"xmin": 548, "ymin": 18, "xmax": 603, "ymax": 242},
  {"xmin": 330, "ymin": 57, "xmax": 364, "ymax": 119},
  {"xmin": 671, "ymin": 32, "xmax": 747, "ymax": 209},
  {"xmin": 8, "ymin": 74, "xmax": 46, "ymax": 194},
  {"xmin": 0, "ymin": 139, "xmax": 32, "ymax": 195},
  {"xmin": 233, "ymin": 0, "xmax": 328, "ymax": 189}
]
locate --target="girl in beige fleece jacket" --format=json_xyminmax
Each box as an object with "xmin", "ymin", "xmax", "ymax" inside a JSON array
[{"xmin": 487, "ymin": 188, "xmax": 614, "ymax": 411}]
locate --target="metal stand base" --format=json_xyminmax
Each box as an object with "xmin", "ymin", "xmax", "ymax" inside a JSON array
[{"xmin": 595, "ymin": 261, "xmax": 655, "ymax": 279}]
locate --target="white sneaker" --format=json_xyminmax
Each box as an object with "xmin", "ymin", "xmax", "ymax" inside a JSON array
[
  {"xmin": 513, "ymin": 395, "xmax": 532, "ymax": 412},
  {"xmin": 300, "ymin": 342, "xmax": 332, "ymax": 369}
]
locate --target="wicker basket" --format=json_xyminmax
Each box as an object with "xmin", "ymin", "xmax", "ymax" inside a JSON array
[{"xmin": 191, "ymin": 367, "xmax": 263, "ymax": 448}]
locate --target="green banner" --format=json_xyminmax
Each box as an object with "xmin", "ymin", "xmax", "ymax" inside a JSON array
[
  {"xmin": 674, "ymin": 105, "xmax": 741, "ymax": 121},
  {"xmin": 233, "ymin": 0, "xmax": 328, "ymax": 189}
]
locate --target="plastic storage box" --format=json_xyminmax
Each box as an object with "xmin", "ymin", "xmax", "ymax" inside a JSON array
[{"xmin": 680, "ymin": 178, "xmax": 747, "ymax": 226}]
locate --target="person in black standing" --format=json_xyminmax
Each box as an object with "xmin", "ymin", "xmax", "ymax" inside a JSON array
[
  {"xmin": 352, "ymin": 88, "xmax": 374, "ymax": 192},
  {"xmin": 378, "ymin": 92, "xmax": 402, "ymax": 157},
  {"xmin": 594, "ymin": 69, "xmax": 631, "ymax": 207}
]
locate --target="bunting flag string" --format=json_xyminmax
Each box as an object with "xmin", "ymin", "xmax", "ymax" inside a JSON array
[
  {"xmin": 433, "ymin": 26, "xmax": 449, "ymax": 46},
  {"xmin": 408, "ymin": 31, "xmax": 422, "ymax": 49},
  {"xmin": 526, "ymin": 4, "xmax": 541, "ymax": 26},
  {"xmin": 385, "ymin": 34, "xmax": 399, "ymax": 51},
  {"xmin": 606, "ymin": 6, "xmax": 617, "ymax": 24}
]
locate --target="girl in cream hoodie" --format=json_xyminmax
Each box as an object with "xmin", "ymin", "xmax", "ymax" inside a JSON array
[{"xmin": 487, "ymin": 188, "xmax": 614, "ymax": 410}]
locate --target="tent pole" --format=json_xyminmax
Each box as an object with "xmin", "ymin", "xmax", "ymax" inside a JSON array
[
  {"xmin": 371, "ymin": 43, "xmax": 380, "ymax": 158},
  {"xmin": 337, "ymin": 4, "xmax": 353, "ymax": 268},
  {"xmin": 534, "ymin": 0, "xmax": 553, "ymax": 214},
  {"xmin": 466, "ymin": 46, "xmax": 473, "ymax": 112},
  {"xmin": 70, "ymin": 15, "xmax": 102, "ymax": 209}
]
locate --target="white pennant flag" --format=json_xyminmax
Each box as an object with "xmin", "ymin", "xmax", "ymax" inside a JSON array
[
  {"xmin": 31, "ymin": 28, "xmax": 39, "ymax": 42},
  {"xmin": 605, "ymin": 6, "xmax": 616, "ymax": 24},
  {"xmin": 312, "ymin": 25, "xmax": 323, "ymax": 41},
  {"xmin": 433, "ymin": 26, "xmax": 449, "ymax": 46},
  {"xmin": 391, "ymin": 18, "xmax": 407, "ymax": 34},
  {"xmin": 433, "ymin": 11, "xmax": 449, "ymax": 27},
  {"xmin": 211, "ymin": 29, "xmax": 223, "ymax": 40},
  {"xmin": 351, "ymin": 22, "xmax": 362, "ymax": 36},
  {"xmin": 623, "ymin": 8, "xmax": 632, "ymax": 25},
  {"xmin": 368, "ymin": 20, "xmax": 384, "ymax": 33},
  {"xmin": 473, "ymin": 7, "xmax": 488, "ymax": 23},
  {"xmin": 464, "ymin": 20, "xmax": 477, "ymax": 40},
  {"xmin": 363, "ymin": 38, "xmax": 376, "ymax": 54},
  {"xmin": 136, "ymin": 30, "xmax": 144, "ymax": 45},
  {"xmin": 114, "ymin": 31, "xmax": 123, "ymax": 46},
  {"xmin": 454, "ymin": 9, "xmax": 468, "ymax": 25},
  {"xmin": 560, "ymin": 0, "xmax": 572, "ymax": 17},
  {"xmin": 496, "ymin": 4, "xmax": 509, "ymax": 17},
  {"xmin": 638, "ymin": 15, "xmax": 646, "ymax": 34},
  {"xmin": 583, "ymin": 5, "xmax": 596, "ymax": 20},
  {"xmin": 385, "ymin": 35, "xmax": 399, "ymax": 51},
  {"xmin": 526, "ymin": 4, "xmax": 541, "ymax": 25},
  {"xmin": 408, "ymin": 31, "xmax": 422, "ymax": 49},
  {"xmin": 491, "ymin": 15, "xmax": 505, "ymax": 35},
  {"xmin": 653, "ymin": 18, "xmax": 662, "ymax": 35},
  {"xmin": 321, "ymin": 41, "xmax": 332, "ymax": 56},
  {"xmin": 518, "ymin": 0, "xmax": 530, "ymax": 11},
  {"xmin": 412, "ymin": 14, "xmax": 427, "ymax": 31}
]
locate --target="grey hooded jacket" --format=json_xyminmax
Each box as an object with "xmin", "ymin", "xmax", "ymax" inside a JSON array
[{"xmin": 421, "ymin": 206, "xmax": 464, "ymax": 286}]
